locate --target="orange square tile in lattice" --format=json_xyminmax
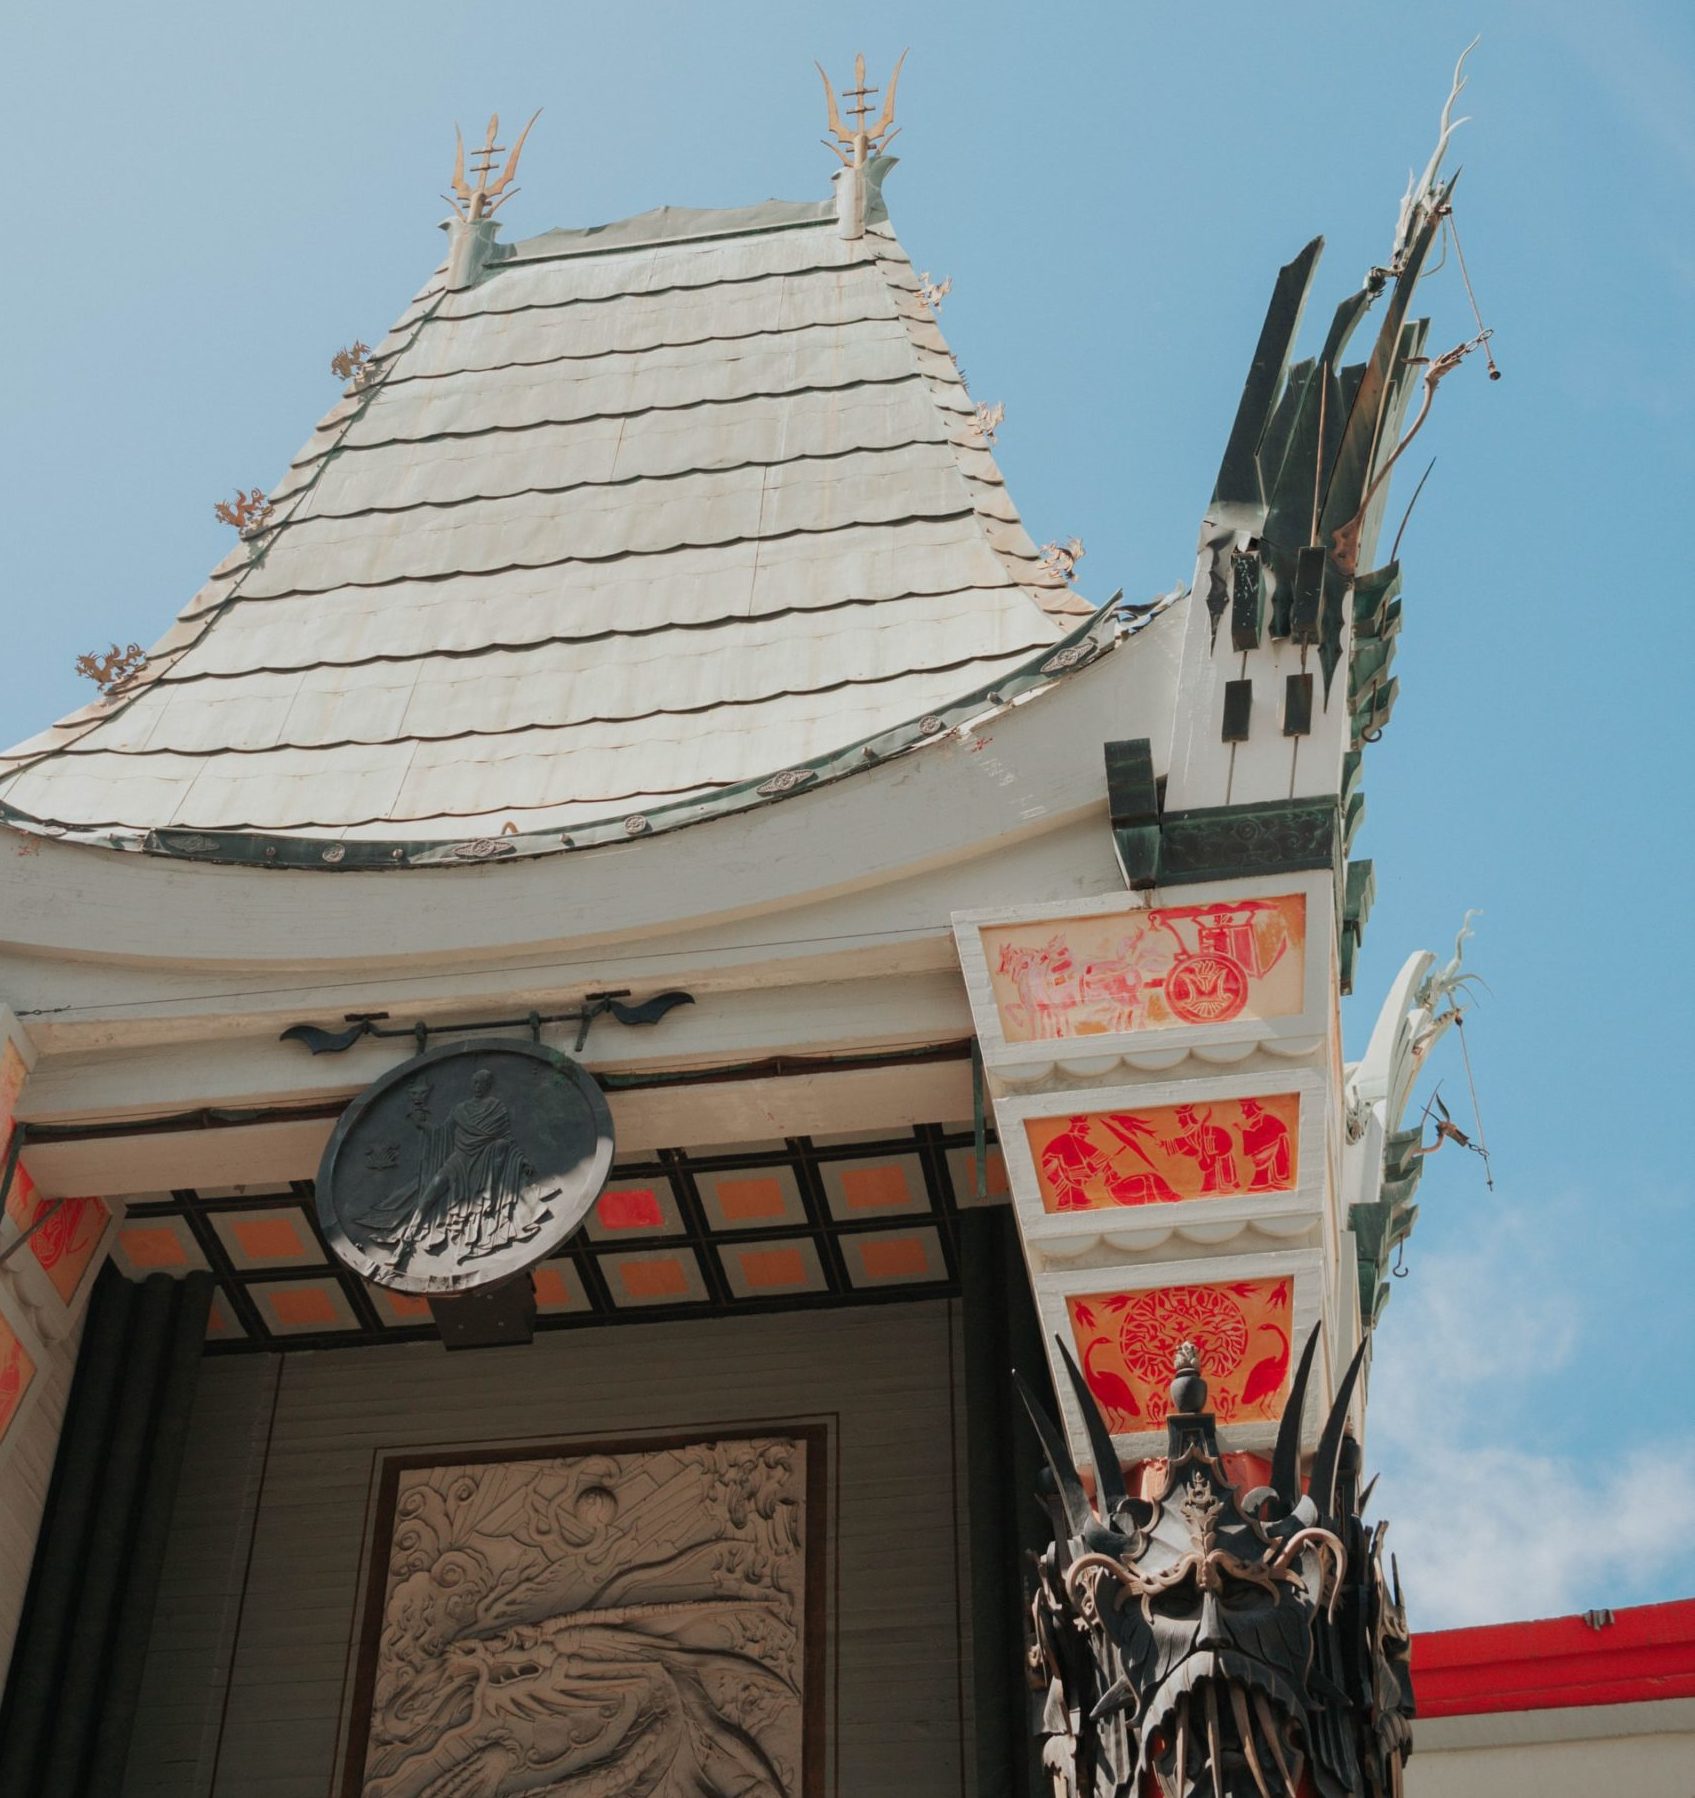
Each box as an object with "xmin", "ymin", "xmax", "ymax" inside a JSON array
[
  {"xmin": 231, "ymin": 1215, "xmax": 309, "ymax": 1262},
  {"xmin": 595, "ymin": 1187, "xmax": 666, "ymax": 1231},
  {"xmin": 617, "ymin": 1257, "xmax": 690, "ymax": 1301},
  {"xmin": 859, "ymin": 1236, "xmax": 930, "ymax": 1280},
  {"xmin": 120, "ymin": 1225, "xmax": 191, "ymax": 1270},
  {"xmin": 838, "ymin": 1164, "xmax": 913, "ymax": 1212},
  {"xmin": 265, "ymin": 1285, "xmax": 340, "ymax": 1328},
  {"xmin": 714, "ymin": 1177, "xmax": 788, "ymax": 1222},
  {"xmin": 531, "ymin": 1265, "xmax": 581, "ymax": 1309},
  {"xmin": 737, "ymin": 1247, "xmax": 809, "ymax": 1291},
  {"xmin": 1066, "ymin": 1276, "xmax": 1294, "ymax": 1430}
]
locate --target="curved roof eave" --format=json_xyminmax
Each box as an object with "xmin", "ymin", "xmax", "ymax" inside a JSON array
[{"xmin": 0, "ymin": 597, "xmax": 1176, "ymax": 873}]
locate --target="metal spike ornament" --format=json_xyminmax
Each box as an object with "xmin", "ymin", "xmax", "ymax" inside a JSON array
[
  {"xmin": 446, "ymin": 110, "xmax": 541, "ymax": 221},
  {"xmin": 816, "ymin": 50, "xmax": 906, "ymax": 167},
  {"xmin": 1020, "ymin": 1329, "xmax": 1414, "ymax": 1797}
]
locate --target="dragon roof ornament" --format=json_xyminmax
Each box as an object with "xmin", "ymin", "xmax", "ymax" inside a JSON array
[{"xmin": 1020, "ymin": 1332, "xmax": 1413, "ymax": 1797}]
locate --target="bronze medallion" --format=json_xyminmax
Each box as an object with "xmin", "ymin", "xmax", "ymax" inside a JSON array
[{"xmin": 316, "ymin": 1040, "xmax": 613, "ymax": 1295}]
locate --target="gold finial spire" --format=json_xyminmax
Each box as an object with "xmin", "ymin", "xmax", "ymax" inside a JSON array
[
  {"xmin": 446, "ymin": 110, "xmax": 541, "ymax": 222},
  {"xmin": 816, "ymin": 50, "xmax": 906, "ymax": 168}
]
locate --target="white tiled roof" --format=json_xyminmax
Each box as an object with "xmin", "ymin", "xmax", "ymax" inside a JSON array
[{"xmin": 0, "ymin": 191, "xmax": 1090, "ymax": 842}]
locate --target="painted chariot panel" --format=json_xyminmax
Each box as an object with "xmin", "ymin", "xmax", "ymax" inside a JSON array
[{"xmin": 979, "ymin": 895, "xmax": 1306, "ymax": 1043}]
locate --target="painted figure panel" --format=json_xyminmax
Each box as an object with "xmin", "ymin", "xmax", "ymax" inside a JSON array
[
  {"xmin": 981, "ymin": 896, "xmax": 1305, "ymax": 1043},
  {"xmin": 1066, "ymin": 1277, "xmax": 1293, "ymax": 1430},
  {"xmin": 349, "ymin": 1434, "xmax": 815, "ymax": 1798},
  {"xmin": 1027, "ymin": 1094, "xmax": 1299, "ymax": 1212},
  {"xmin": 0, "ymin": 1306, "xmax": 37, "ymax": 1446}
]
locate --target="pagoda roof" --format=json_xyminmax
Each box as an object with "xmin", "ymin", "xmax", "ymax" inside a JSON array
[{"xmin": 0, "ymin": 185, "xmax": 1099, "ymax": 854}]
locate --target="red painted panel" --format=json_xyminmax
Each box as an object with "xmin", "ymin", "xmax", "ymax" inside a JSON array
[{"xmin": 1413, "ymin": 1598, "xmax": 1695, "ymax": 1715}]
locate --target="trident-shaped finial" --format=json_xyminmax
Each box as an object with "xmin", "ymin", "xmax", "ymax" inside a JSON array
[
  {"xmin": 446, "ymin": 111, "xmax": 541, "ymax": 223},
  {"xmin": 816, "ymin": 51, "xmax": 906, "ymax": 168}
]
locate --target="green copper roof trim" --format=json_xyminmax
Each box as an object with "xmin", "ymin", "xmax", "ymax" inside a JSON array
[{"xmin": 1156, "ymin": 795, "xmax": 1340, "ymax": 886}]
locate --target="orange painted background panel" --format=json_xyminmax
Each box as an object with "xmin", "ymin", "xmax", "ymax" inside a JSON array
[
  {"xmin": 1027, "ymin": 1094, "xmax": 1299, "ymax": 1211},
  {"xmin": 0, "ymin": 1307, "xmax": 37, "ymax": 1444},
  {"xmin": 0, "ymin": 1040, "xmax": 25, "ymax": 1134},
  {"xmin": 3, "ymin": 1045, "xmax": 110, "ymax": 1306},
  {"xmin": 1066, "ymin": 1276, "xmax": 1293, "ymax": 1430},
  {"xmin": 714, "ymin": 1177, "xmax": 788, "ymax": 1222},
  {"xmin": 982, "ymin": 895, "xmax": 1306, "ymax": 1043}
]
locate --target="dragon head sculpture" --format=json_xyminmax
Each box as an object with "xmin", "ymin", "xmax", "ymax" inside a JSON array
[{"xmin": 1021, "ymin": 1328, "xmax": 1413, "ymax": 1798}]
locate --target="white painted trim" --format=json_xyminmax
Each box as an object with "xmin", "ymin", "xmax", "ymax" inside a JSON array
[
  {"xmin": 20, "ymin": 1059, "xmax": 977, "ymax": 1198},
  {"xmin": 1414, "ymin": 1697, "xmax": 1695, "ymax": 1751},
  {"xmin": 0, "ymin": 613, "xmax": 1181, "ymax": 973}
]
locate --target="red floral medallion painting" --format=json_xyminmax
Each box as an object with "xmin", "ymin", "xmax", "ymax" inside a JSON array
[
  {"xmin": 1065, "ymin": 1276, "xmax": 1294, "ymax": 1429},
  {"xmin": 982, "ymin": 896, "xmax": 1305, "ymax": 1043},
  {"xmin": 3, "ymin": 1166, "xmax": 108, "ymax": 1306},
  {"xmin": 1026, "ymin": 1093, "xmax": 1299, "ymax": 1211}
]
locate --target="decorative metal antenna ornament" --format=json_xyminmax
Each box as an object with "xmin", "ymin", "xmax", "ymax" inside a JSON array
[
  {"xmin": 446, "ymin": 110, "xmax": 541, "ymax": 222},
  {"xmin": 1019, "ymin": 1331, "xmax": 1413, "ymax": 1797},
  {"xmin": 816, "ymin": 50, "xmax": 906, "ymax": 167}
]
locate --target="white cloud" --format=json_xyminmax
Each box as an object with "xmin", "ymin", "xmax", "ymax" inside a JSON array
[{"xmin": 1362, "ymin": 1196, "xmax": 1695, "ymax": 1630}]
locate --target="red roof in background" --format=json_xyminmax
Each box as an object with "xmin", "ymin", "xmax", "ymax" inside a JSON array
[{"xmin": 1413, "ymin": 1597, "xmax": 1695, "ymax": 1717}]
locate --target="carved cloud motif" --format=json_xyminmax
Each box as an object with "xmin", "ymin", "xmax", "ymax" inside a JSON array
[{"xmin": 356, "ymin": 1436, "xmax": 809, "ymax": 1798}]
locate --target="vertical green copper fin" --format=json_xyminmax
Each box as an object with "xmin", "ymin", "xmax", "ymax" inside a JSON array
[{"xmin": 1212, "ymin": 237, "xmax": 1324, "ymax": 515}]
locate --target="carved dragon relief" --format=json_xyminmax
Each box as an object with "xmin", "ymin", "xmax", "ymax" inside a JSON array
[{"xmin": 352, "ymin": 1437, "xmax": 810, "ymax": 1798}]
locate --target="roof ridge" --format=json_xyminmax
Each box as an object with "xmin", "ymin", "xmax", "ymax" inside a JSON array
[{"xmin": 863, "ymin": 228, "xmax": 1090, "ymax": 625}]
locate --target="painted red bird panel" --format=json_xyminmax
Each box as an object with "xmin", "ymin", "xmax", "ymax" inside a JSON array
[{"xmin": 1066, "ymin": 1277, "xmax": 1294, "ymax": 1427}]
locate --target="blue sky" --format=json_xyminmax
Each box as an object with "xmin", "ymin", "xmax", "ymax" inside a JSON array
[{"xmin": 3, "ymin": 1, "xmax": 1692, "ymax": 1627}]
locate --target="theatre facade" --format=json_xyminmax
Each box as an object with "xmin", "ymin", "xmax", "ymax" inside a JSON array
[{"xmin": 7, "ymin": 59, "xmax": 1656, "ymax": 1798}]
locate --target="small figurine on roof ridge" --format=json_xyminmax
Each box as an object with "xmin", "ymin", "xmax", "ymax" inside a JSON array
[
  {"xmin": 1040, "ymin": 538, "xmax": 1085, "ymax": 584},
  {"xmin": 214, "ymin": 487, "xmax": 275, "ymax": 538},
  {"xmin": 74, "ymin": 642, "xmax": 147, "ymax": 695},
  {"xmin": 917, "ymin": 271, "xmax": 951, "ymax": 312},
  {"xmin": 330, "ymin": 341, "xmax": 371, "ymax": 383}
]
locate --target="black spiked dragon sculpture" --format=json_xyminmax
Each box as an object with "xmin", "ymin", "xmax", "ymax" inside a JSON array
[{"xmin": 1019, "ymin": 1330, "xmax": 1412, "ymax": 1798}]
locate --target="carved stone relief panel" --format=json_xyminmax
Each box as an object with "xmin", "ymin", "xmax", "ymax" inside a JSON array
[{"xmin": 343, "ymin": 1430, "xmax": 823, "ymax": 1798}]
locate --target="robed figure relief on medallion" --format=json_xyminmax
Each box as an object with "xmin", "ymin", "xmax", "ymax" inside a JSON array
[
  {"xmin": 316, "ymin": 1041, "xmax": 615, "ymax": 1296},
  {"xmin": 346, "ymin": 1434, "xmax": 816, "ymax": 1798}
]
